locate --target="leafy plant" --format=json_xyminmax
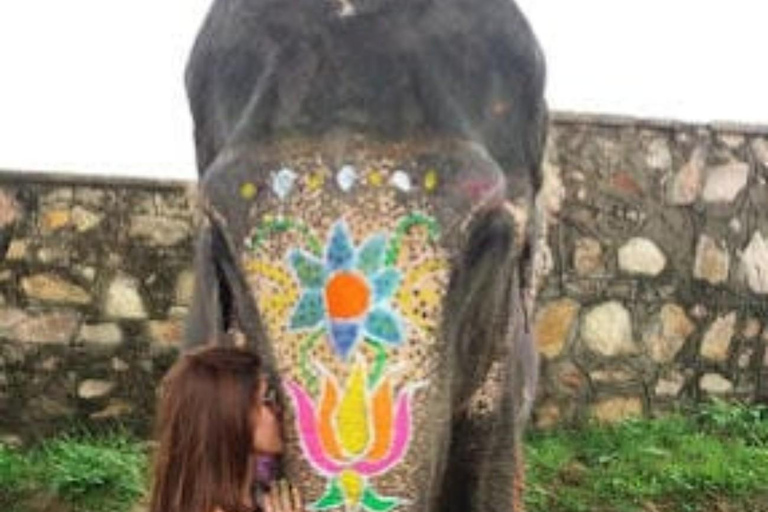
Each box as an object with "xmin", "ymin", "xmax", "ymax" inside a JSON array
[
  {"xmin": 0, "ymin": 443, "xmax": 34, "ymax": 508},
  {"xmin": 35, "ymin": 433, "xmax": 147, "ymax": 512}
]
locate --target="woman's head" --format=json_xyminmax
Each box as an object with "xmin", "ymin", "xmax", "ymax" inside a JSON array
[{"xmin": 150, "ymin": 346, "xmax": 282, "ymax": 512}]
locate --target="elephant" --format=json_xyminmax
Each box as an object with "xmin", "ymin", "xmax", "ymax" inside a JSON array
[{"xmin": 183, "ymin": 0, "xmax": 548, "ymax": 511}]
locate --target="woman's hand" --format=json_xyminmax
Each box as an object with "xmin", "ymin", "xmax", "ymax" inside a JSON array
[{"xmin": 263, "ymin": 480, "xmax": 304, "ymax": 512}]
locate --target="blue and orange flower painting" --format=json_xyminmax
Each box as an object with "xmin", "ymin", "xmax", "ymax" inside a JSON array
[{"xmin": 287, "ymin": 221, "xmax": 404, "ymax": 359}]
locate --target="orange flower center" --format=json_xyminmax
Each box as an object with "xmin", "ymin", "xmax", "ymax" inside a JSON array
[{"xmin": 325, "ymin": 272, "xmax": 370, "ymax": 320}]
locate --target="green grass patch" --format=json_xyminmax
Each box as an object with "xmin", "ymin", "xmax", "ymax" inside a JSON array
[
  {"xmin": 525, "ymin": 401, "xmax": 768, "ymax": 512},
  {"xmin": 0, "ymin": 444, "xmax": 34, "ymax": 506},
  {"xmin": 0, "ymin": 431, "xmax": 148, "ymax": 512},
  {"xmin": 35, "ymin": 433, "xmax": 147, "ymax": 511},
  {"xmin": 1, "ymin": 401, "xmax": 768, "ymax": 511}
]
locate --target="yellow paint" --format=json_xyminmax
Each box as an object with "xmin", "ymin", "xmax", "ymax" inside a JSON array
[
  {"xmin": 396, "ymin": 259, "xmax": 448, "ymax": 330},
  {"xmin": 245, "ymin": 259, "xmax": 299, "ymax": 316},
  {"xmin": 339, "ymin": 470, "xmax": 364, "ymax": 506},
  {"xmin": 367, "ymin": 169, "xmax": 384, "ymax": 187},
  {"xmin": 337, "ymin": 361, "xmax": 371, "ymax": 457},
  {"xmin": 240, "ymin": 182, "xmax": 258, "ymax": 200},
  {"xmin": 307, "ymin": 169, "xmax": 327, "ymax": 192},
  {"xmin": 424, "ymin": 169, "xmax": 438, "ymax": 192}
]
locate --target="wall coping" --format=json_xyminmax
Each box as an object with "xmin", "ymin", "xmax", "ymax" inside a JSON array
[
  {"xmin": 0, "ymin": 170, "xmax": 196, "ymax": 189},
  {"xmin": 551, "ymin": 110, "xmax": 768, "ymax": 135}
]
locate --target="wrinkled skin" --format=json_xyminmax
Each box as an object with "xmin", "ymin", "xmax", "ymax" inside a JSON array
[{"xmin": 184, "ymin": 1, "xmax": 547, "ymax": 510}]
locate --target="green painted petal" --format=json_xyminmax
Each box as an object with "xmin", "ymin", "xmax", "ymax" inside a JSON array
[
  {"xmin": 357, "ymin": 234, "xmax": 387, "ymax": 276},
  {"xmin": 289, "ymin": 291, "xmax": 326, "ymax": 330},
  {"xmin": 364, "ymin": 308, "xmax": 404, "ymax": 345},
  {"xmin": 361, "ymin": 486, "xmax": 400, "ymax": 512},
  {"xmin": 289, "ymin": 250, "xmax": 327, "ymax": 289},
  {"xmin": 311, "ymin": 479, "xmax": 346, "ymax": 511},
  {"xmin": 372, "ymin": 268, "xmax": 401, "ymax": 302}
]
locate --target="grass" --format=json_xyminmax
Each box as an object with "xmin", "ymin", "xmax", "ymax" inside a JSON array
[
  {"xmin": 525, "ymin": 400, "xmax": 768, "ymax": 512},
  {"xmin": 0, "ymin": 432, "xmax": 147, "ymax": 512},
  {"xmin": 0, "ymin": 401, "xmax": 767, "ymax": 512}
]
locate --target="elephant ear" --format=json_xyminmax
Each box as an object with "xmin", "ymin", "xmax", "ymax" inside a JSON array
[{"xmin": 243, "ymin": 257, "xmax": 301, "ymax": 333}]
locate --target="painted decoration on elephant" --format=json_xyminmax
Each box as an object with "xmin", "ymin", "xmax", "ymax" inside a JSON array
[
  {"xmin": 286, "ymin": 220, "xmax": 404, "ymax": 360},
  {"xmin": 242, "ymin": 170, "xmax": 449, "ymax": 512},
  {"xmin": 287, "ymin": 358, "xmax": 425, "ymax": 511}
]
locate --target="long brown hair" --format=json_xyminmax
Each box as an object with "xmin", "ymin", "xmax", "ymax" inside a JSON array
[{"xmin": 149, "ymin": 346, "xmax": 262, "ymax": 512}]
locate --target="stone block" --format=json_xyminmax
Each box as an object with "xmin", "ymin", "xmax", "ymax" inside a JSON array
[
  {"xmin": 534, "ymin": 402, "xmax": 561, "ymax": 430},
  {"xmin": 77, "ymin": 323, "xmax": 123, "ymax": 347},
  {"xmin": 21, "ymin": 274, "xmax": 91, "ymax": 305},
  {"xmin": 589, "ymin": 369, "xmax": 635, "ymax": 384},
  {"xmin": 700, "ymin": 312, "xmax": 737, "ymax": 362},
  {"xmin": 0, "ymin": 189, "xmax": 20, "ymax": 228},
  {"xmin": 752, "ymin": 138, "xmax": 768, "ymax": 167},
  {"xmin": 129, "ymin": 215, "xmax": 191, "ymax": 247},
  {"xmin": 0, "ymin": 308, "xmax": 28, "ymax": 337},
  {"xmin": 702, "ymin": 162, "xmax": 750, "ymax": 203},
  {"xmin": 74, "ymin": 187, "xmax": 107, "ymax": 207},
  {"xmin": 645, "ymin": 138, "xmax": 672, "ymax": 170},
  {"xmin": 148, "ymin": 320, "xmax": 183, "ymax": 350},
  {"xmin": 643, "ymin": 304, "xmax": 696, "ymax": 363},
  {"xmin": 738, "ymin": 231, "xmax": 768, "ymax": 294},
  {"xmin": 581, "ymin": 301, "xmax": 637, "ymax": 357},
  {"xmin": 535, "ymin": 299, "xmax": 580, "ymax": 359},
  {"xmin": 104, "ymin": 274, "xmax": 147, "ymax": 320},
  {"xmin": 78, "ymin": 379, "xmax": 115, "ymax": 400},
  {"xmin": 742, "ymin": 318, "xmax": 762, "ymax": 339},
  {"xmin": 667, "ymin": 146, "xmax": 705, "ymax": 205},
  {"xmin": 700, "ymin": 373, "xmax": 733, "ymax": 395},
  {"xmin": 41, "ymin": 188, "xmax": 73, "ymax": 206},
  {"xmin": 40, "ymin": 209, "xmax": 71, "ymax": 232},
  {"xmin": 618, "ymin": 237, "xmax": 666, "ymax": 276},
  {"xmin": 573, "ymin": 237, "xmax": 604, "ymax": 276},
  {"xmin": 693, "ymin": 235, "xmax": 730, "ymax": 284},
  {"xmin": 655, "ymin": 372, "xmax": 685, "ymax": 397},
  {"xmin": 36, "ymin": 245, "xmax": 70, "ymax": 265},
  {"xmin": 90, "ymin": 399, "xmax": 134, "ymax": 420},
  {"xmin": 71, "ymin": 206, "xmax": 103, "ymax": 232},
  {"xmin": 111, "ymin": 357, "xmax": 130, "ymax": 372},
  {"xmin": 591, "ymin": 396, "xmax": 643, "ymax": 423},
  {"xmin": 550, "ymin": 361, "xmax": 588, "ymax": 397},
  {"xmin": 14, "ymin": 311, "xmax": 80, "ymax": 345},
  {"xmin": 5, "ymin": 239, "xmax": 28, "ymax": 260}
]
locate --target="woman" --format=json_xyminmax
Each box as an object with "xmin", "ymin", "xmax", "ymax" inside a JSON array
[{"xmin": 149, "ymin": 346, "xmax": 302, "ymax": 512}]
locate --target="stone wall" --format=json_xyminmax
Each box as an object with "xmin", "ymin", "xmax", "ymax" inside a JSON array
[
  {"xmin": 1, "ymin": 113, "xmax": 767, "ymax": 441},
  {"xmin": 0, "ymin": 175, "xmax": 197, "ymax": 442},
  {"xmin": 533, "ymin": 114, "xmax": 768, "ymax": 427}
]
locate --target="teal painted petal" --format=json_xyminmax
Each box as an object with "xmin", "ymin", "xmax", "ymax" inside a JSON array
[
  {"xmin": 364, "ymin": 308, "xmax": 403, "ymax": 345},
  {"xmin": 372, "ymin": 268, "xmax": 401, "ymax": 302},
  {"xmin": 356, "ymin": 234, "xmax": 387, "ymax": 276},
  {"xmin": 289, "ymin": 291, "xmax": 325, "ymax": 330},
  {"xmin": 361, "ymin": 486, "xmax": 400, "ymax": 512},
  {"xmin": 311, "ymin": 479, "xmax": 345, "ymax": 511},
  {"xmin": 289, "ymin": 250, "xmax": 327, "ymax": 289},
  {"xmin": 326, "ymin": 222, "xmax": 355, "ymax": 271}
]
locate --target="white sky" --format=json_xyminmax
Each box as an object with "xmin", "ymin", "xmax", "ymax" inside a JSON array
[{"xmin": 0, "ymin": 0, "xmax": 766, "ymax": 179}]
